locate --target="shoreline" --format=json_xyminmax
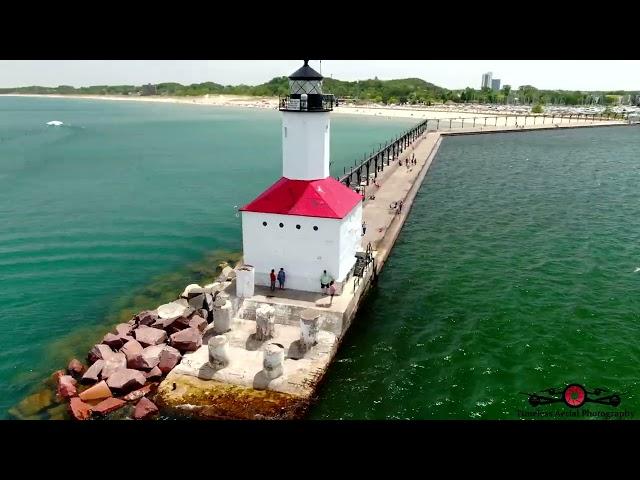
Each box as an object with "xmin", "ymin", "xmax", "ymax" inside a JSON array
[{"xmin": 0, "ymin": 93, "xmax": 589, "ymax": 121}]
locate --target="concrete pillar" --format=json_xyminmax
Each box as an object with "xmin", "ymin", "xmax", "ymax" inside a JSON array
[
  {"xmin": 235, "ymin": 265, "xmax": 255, "ymax": 298},
  {"xmin": 255, "ymin": 304, "xmax": 275, "ymax": 341},
  {"xmin": 208, "ymin": 335, "xmax": 230, "ymax": 368},
  {"xmin": 213, "ymin": 297, "xmax": 232, "ymax": 334},
  {"xmin": 300, "ymin": 309, "xmax": 320, "ymax": 351},
  {"xmin": 263, "ymin": 343, "xmax": 284, "ymax": 380}
]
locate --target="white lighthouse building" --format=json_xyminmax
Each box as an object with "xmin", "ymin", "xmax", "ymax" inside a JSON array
[{"xmin": 240, "ymin": 60, "xmax": 363, "ymax": 293}]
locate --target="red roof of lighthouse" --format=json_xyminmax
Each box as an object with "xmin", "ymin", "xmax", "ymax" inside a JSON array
[{"xmin": 240, "ymin": 177, "xmax": 362, "ymax": 219}]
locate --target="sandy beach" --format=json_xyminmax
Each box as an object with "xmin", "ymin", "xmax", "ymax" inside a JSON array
[{"xmin": 0, "ymin": 94, "xmax": 624, "ymax": 126}]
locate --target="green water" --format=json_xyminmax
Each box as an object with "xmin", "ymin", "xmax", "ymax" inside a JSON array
[
  {"xmin": 0, "ymin": 96, "xmax": 416, "ymax": 418},
  {"xmin": 309, "ymin": 126, "xmax": 640, "ymax": 419}
]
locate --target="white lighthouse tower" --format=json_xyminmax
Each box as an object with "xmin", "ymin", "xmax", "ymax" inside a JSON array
[{"xmin": 240, "ymin": 60, "xmax": 363, "ymax": 293}]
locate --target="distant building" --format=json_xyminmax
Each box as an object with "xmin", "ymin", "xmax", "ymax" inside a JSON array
[
  {"xmin": 481, "ymin": 72, "xmax": 492, "ymax": 89},
  {"xmin": 491, "ymin": 78, "xmax": 501, "ymax": 92},
  {"xmin": 141, "ymin": 84, "xmax": 157, "ymax": 96}
]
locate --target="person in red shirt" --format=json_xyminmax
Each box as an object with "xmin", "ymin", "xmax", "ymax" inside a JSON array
[
  {"xmin": 329, "ymin": 281, "xmax": 336, "ymax": 305},
  {"xmin": 269, "ymin": 269, "xmax": 276, "ymax": 292}
]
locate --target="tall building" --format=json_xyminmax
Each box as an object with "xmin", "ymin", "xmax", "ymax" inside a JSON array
[
  {"xmin": 240, "ymin": 60, "xmax": 363, "ymax": 292},
  {"xmin": 481, "ymin": 72, "xmax": 492, "ymax": 89},
  {"xmin": 491, "ymin": 78, "xmax": 501, "ymax": 92}
]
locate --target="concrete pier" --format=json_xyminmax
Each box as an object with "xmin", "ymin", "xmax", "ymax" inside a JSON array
[{"xmin": 156, "ymin": 118, "xmax": 628, "ymax": 419}]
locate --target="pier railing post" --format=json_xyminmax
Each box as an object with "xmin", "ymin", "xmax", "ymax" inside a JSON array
[
  {"xmin": 299, "ymin": 309, "xmax": 320, "ymax": 353},
  {"xmin": 263, "ymin": 343, "xmax": 284, "ymax": 380},
  {"xmin": 208, "ymin": 335, "xmax": 230, "ymax": 369},
  {"xmin": 213, "ymin": 297, "xmax": 232, "ymax": 334},
  {"xmin": 255, "ymin": 304, "xmax": 275, "ymax": 341}
]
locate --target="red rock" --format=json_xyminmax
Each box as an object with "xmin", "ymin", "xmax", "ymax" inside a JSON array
[
  {"xmin": 134, "ymin": 326, "xmax": 167, "ymax": 347},
  {"xmin": 188, "ymin": 315, "xmax": 207, "ymax": 333},
  {"xmin": 88, "ymin": 344, "xmax": 114, "ymax": 363},
  {"xmin": 81, "ymin": 359, "xmax": 104, "ymax": 384},
  {"xmin": 169, "ymin": 328, "xmax": 202, "ymax": 353},
  {"xmin": 50, "ymin": 369, "xmax": 66, "ymax": 385},
  {"xmin": 67, "ymin": 359, "xmax": 86, "ymax": 377},
  {"xmin": 69, "ymin": 397, "xmax": 92, "ymax": 420},
  {"xmin": 144, "ymin": 366, "xmax": 162, "ymax": 380},
  {"xmin": 121, "ymin": 339, "xmax": 144, "ymax": 366},
  {"xmin": 130, "ymin": 344, "xmax": 165, "ymax": 370},
  {"xmin": 106, "ymin": 369, "xmax": 146, "ymax": 393},
  {"xmin": 135, "ymin": 310, "xmax": 158, "ymax": 326},
  {"xmin": 102, "ymin": 332, "xmax": 127, "ymax": 349},
  {"xmin": 114, "ymin": 323, "xmax": 133, "ymax": 337},
  {"xmin": 101, "ymin": 352, "xmax": 127, "ymax": 379},
  {"xmin": 122, "ymin": 384, "xmax": 153, "ymax": 402},
  {"xmin": 133, "ymin": 397, "xmax": 159, "ymax": 420},
  {"xmin": 158, "ymin": 345, "xmax": 182, "ymax": 374},
  {"xmin": 57, "ymin": 375, "xmax": 78, "ymax": 399},
  {"xmin": 91, "ymin": 397, "xmax": 126, "ymax": 416},
  {"xmin": 79, "ymin": 380, "xmax": 112, "ymax": 402}
]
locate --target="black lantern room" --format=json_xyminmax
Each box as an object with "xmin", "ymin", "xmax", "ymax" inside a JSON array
[{"xmin": 279, "ymin": 60, "xmax": 334, "ymax": 112}]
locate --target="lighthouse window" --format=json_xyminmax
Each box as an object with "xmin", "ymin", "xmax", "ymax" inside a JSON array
[
  {"xmin": 279, "ymin": 222, "xmax": 284, "ymax": 228},
  {"xmin": 313, "ymin": 226, "xmax": 318, "ymax": 231},
  {"xmin": 296, "ymin": 224, "xmax": 301, "ymax": 229},
  {"xmin": 262, "ymin": 221, "xmax": 267, "ymax": 226}
]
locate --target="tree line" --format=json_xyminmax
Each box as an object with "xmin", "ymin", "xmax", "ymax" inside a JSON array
[{"xmin": 1, "ymin": 77, "xmax": 637, "ymax": 107}]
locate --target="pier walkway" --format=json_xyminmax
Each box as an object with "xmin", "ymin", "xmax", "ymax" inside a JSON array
[{"xmin": 156, "ymin": 118, "xmax": 628, "ymax": 419}]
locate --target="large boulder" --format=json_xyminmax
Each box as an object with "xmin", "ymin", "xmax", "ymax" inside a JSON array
[
  {"xmin": 134, "ymin": 310, "xmax": 159, "ymax": 326},
  {"xmin": 67, "ymin": 359, "xmax": 86, "ymax": 378},
  {"xmin": 81, "ymin": 359, "xmax": 105, "ymax": 384},
  {"xmin": 157, "ymin": 301, "xmax": 188, "ymax": 320},
  {"xmin": 181, "ymin": 284, "xmax": 204, "ymax": 299},
  {"xmin": 106, "ymin": 369, "xmax": 146, "ymax": 393},
  {"xmin": 101, "ymin": 352, "xmax": 127, "ymax": 379},
  {"xmin": 158, "ymin": 346, "xmax": 182, "ymax": 374},
  {"xmin": 151, "ymin": 315, "xmax": 189, "ymax": 331},
  {"xmin": 102, "ymin": 332, "xmax": 127, "ymax": 350},
  {"xmin": 114, "ymin": 323, "xmax": 133, "ymax": 337},
  {"xmin": 79, "ymin": 380, "xmax": 112, "ymax": 402},
  {"xmin": 129, "ymin": 344, "xmax": 165, "ymax": 370},
  {"xmin": 169, "ymin": 328, "xmax": 202, "ymax": 353},
  {"xmin": 122, "ymin": 384, "xmax": 153, "ymax": 402},
  {"xmin": 144, "ymin": 366, "xmax": 162, "ymax": 380},
  {"xmin": 199, "ymin": 308, "xmax": 211, "ymax": 322},
  {"xmin": 188, "ymin": 315, "xmax": 207, "ymax": 333},
  {"xmin": 91, "ymin": 397, "xmax": 126, "ymax": 416},
  {"xmin": 88, "ymin": 344, "xmax": 114, "ymax": 364},
  {"xmin": 50, "ymin": 369, "xmax": 66, "ymax": 385},
  {"xmin": 121, "ymin": 339, "xmax": 144, "ymax": 366},
  {"xmin": 133, "ymin": 397, "xmax": 159, "ymax": 420},
  {"xmin": 204, "ymin": 293, "xmax": 215, "ymax": 313},
  {"xmin": 57, "ymin": 375, "xmax": 78, "ymax": 399},
  {"xmin": 188, "ymin": 293, "xmax": 205, "ymax": 310},
  {"xmin": 134, "ymin": 326, "xmax": 167, "ymax": 347},
  {"xmin": 69, "ymin": 398, "xmax": 92, "ymax": 421}
]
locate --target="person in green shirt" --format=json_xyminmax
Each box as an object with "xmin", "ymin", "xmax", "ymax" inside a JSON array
[{"xmin": 320, "ymin": 270, "xmax": 332, "ymax": 294}]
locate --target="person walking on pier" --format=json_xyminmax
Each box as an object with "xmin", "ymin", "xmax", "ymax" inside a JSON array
[
  {"xmin": 277, "ymin": 268, "xmax": 286, "ymax": 290},
  {"xmin": 328, "ymin": 281, "xmax": 336, "ymax": 305},
  {"xmin": 321, "ymin": 270, "xmax": 332, "ymax": 294},
  {"xmin": 269, "ymin": 269, "xmax": 276, "ymax": 292},
  {"xmin": 362, "ymin": 221, "xmax": 367, "ymax": 236}
]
